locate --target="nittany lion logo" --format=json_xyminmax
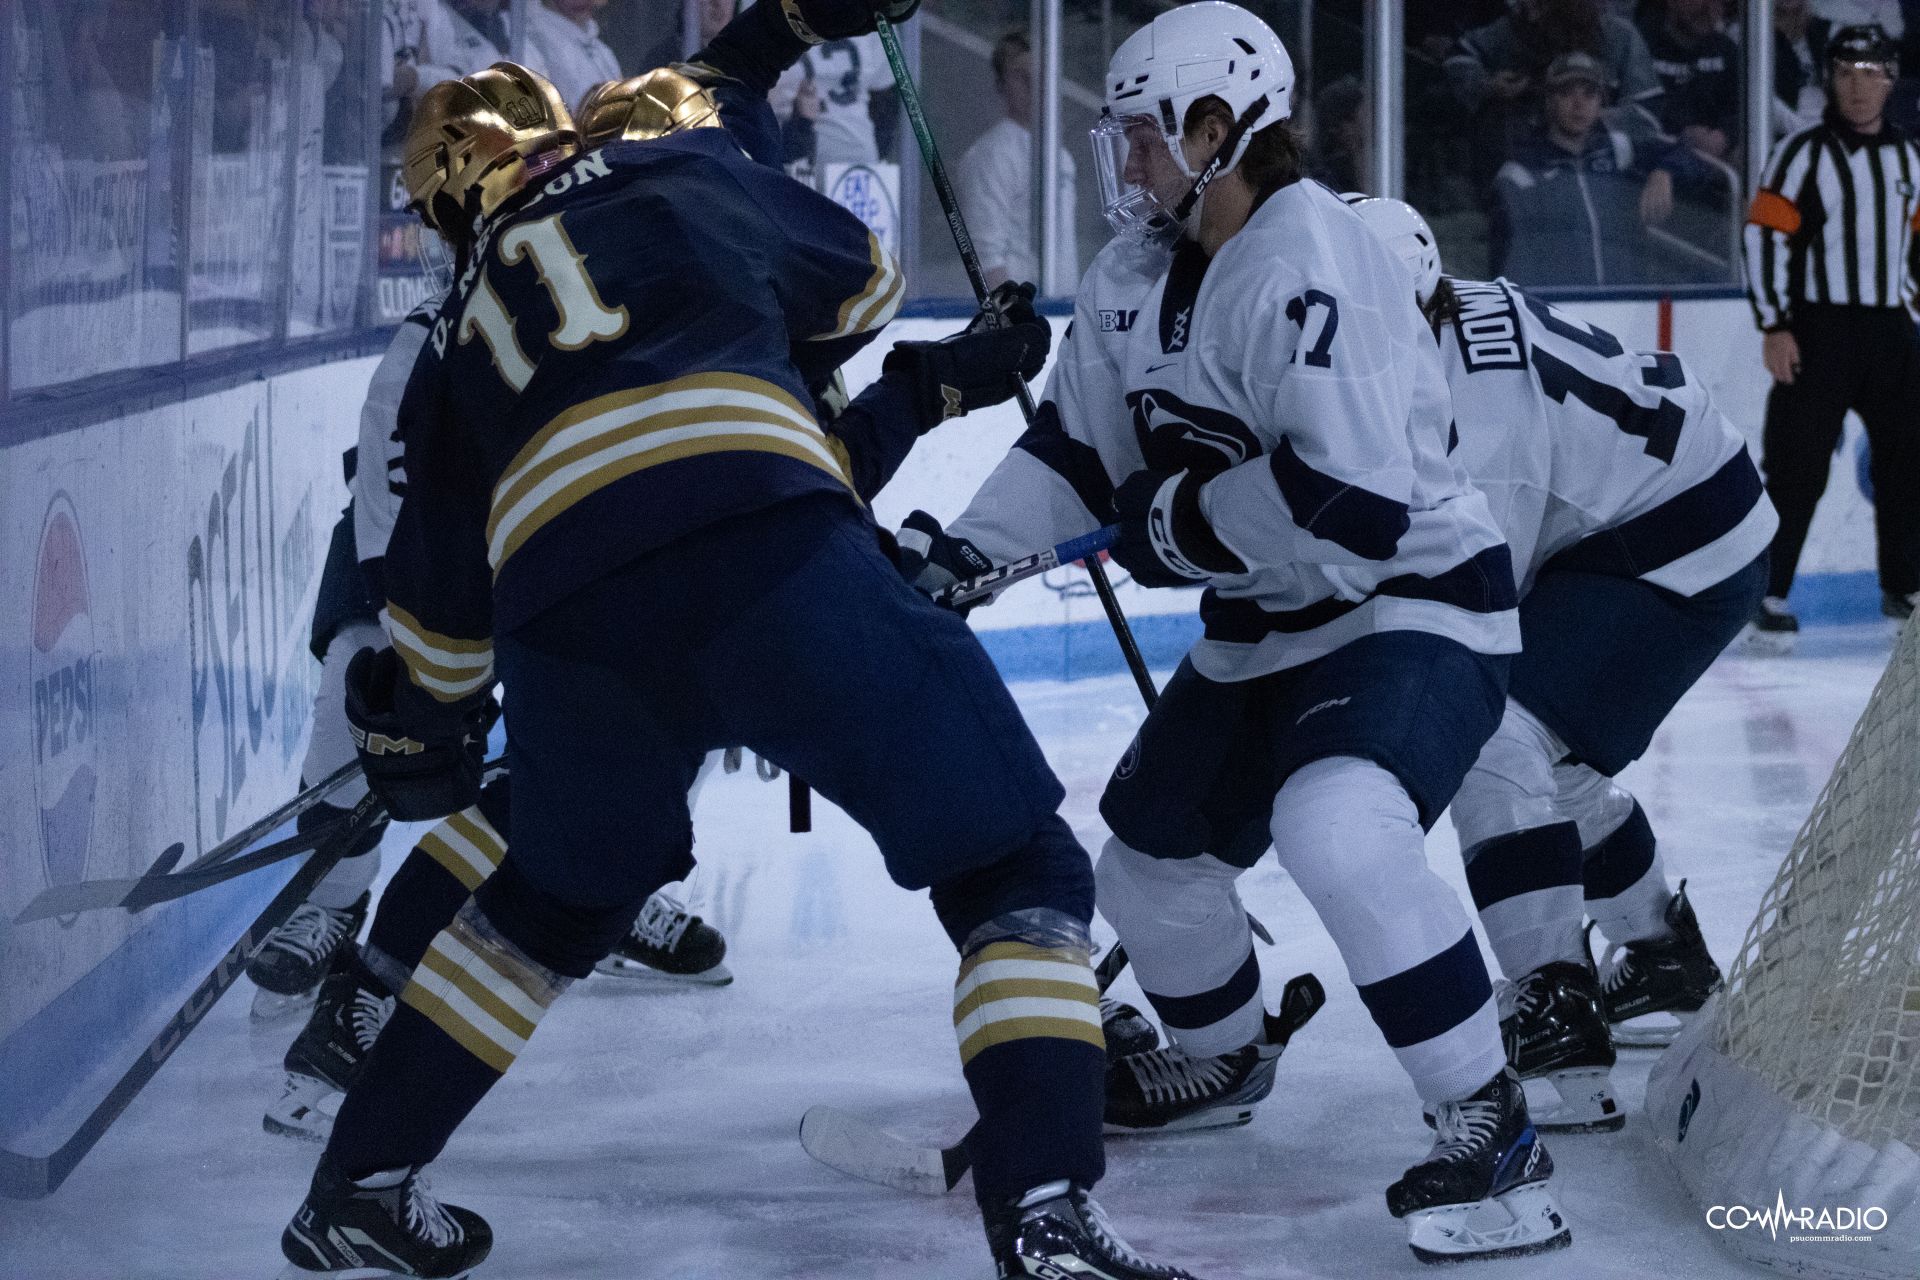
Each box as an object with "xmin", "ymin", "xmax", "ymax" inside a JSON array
[{"xmin": 1126, "ymin": 387, "xmax": 1261, "ymax": 478}]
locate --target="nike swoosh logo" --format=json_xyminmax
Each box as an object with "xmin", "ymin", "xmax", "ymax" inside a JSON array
[{"xmin": 1144, "ymin": 361, "xmax": 1177, "ymax": 373}]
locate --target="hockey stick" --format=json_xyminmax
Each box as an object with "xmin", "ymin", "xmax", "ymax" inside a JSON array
[
  {"xmin": 0, "ymin": 789, "xmax": 387, "ymax": 1199},
  {"xmin": 799, "ymin": 942, "xmax": 1126, "ymax": 1196},
  {"xmin": 873, "ymin": 16, "xmax": 1158, "ymax": 711},
  {"xmin": 11, "ymin": 759, "xmax": 368, "ymax": 925},
  {"xmin": 935, "ymin": 525, "xmax": 1119, "ymax": 609},
  {"xmin": 799, "ymin": 967, "xmax": 1324, "ymax": 1197}
]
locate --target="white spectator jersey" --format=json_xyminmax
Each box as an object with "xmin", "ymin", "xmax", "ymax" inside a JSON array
[
  {"xmin": 1438, "ymin": 277, "xmax": 1777, "ymax": 597},
  {"xmin": 949, "ymin": 181, "xmax": 1520, "ymax": 682},
  {"xmin": 353, "ymin": 294, "xmax": 442, "ymax": 564},
  {"xmin": 772, "ymin": 34, "xmax": 893, "ymax": 165}
]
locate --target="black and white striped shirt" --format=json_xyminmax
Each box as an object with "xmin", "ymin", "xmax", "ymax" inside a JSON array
[{"xmin": 1744, "ymin": 111, "xmax": 1920, "ymax": 330}]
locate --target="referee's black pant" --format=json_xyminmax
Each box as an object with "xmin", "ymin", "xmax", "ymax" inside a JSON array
[{"xmin": 1761, "ymin": 304, "xmax": 1920, "ymax": 601}]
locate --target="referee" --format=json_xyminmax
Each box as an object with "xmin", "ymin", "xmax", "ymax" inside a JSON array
[{"xmin": 1745, "ymin": 23, "xmax": 1920, "ymax": 644}]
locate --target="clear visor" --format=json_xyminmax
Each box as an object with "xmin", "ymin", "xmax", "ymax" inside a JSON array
[{"xmin": 1090, "ymin": 113, "xmax": 1189, "ymax": 248}]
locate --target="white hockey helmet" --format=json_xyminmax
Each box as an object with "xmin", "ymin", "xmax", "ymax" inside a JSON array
[
  {"xmin": 1341, "ymin": 193, "xmax": 1442, "ymax": 306},
  {"xmin": 1091, "ymin": 2, "xmax": 1295, "ymax": 246}
]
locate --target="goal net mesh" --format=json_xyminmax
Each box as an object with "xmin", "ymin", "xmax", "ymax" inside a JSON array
[{"xmin": 1713, "ymin": 615, "xmax": 1920, "ymax": 1153}]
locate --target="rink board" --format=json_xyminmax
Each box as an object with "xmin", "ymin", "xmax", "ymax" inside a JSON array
[
  {"xmin": 0, "ymin": 359, "xmax": 365, "ymax": 1166},
  {"xmin": 0, "ymin": 295, "xmax": 1885, "ymax": 1187}
]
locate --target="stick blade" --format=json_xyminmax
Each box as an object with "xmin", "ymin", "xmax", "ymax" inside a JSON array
[
  {"xmin": 798, "ymin": 1106, "xmax": 957, "ymax": 1197},
  {"xmin": 0, "ymin": 1147, "xmax": 53, "ymax": 1200}
]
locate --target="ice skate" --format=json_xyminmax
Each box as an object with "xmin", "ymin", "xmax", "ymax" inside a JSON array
[
  {"xmin": 1101, "ymin": 998, "xmax": 1159, "ymax": 1061},
  {"xmin": 1739, "ymin": 596, "xmax": 1798, "ymax": 656},
  {"xmin": 987, "ymin": 1180, "xmax": 1201, "ymax": 1279},
  {"xmin": 1499, "ymin": 960, "xmax": 1622, "ymax": 1132},
  {"xmin": 250, "ymin": 891, "xmax": 371, "ymax": 1022},
  {"xmin": 1387, "ymin": 1068, "xmax": 1571, "ymax": 1264},
  {"xmin": 1105, "ymin": 977, "xmax": 1322, "ymax": 1134},
  {"xmin": 1594, "ymin": 881, "xmax": 1721, "ymax": 1048},
  {"xmin": 278, "ymin": 1158, "xmax": 490, "ymax": 1279},
  {"xmin": 593, "ymin": 892, "xmax": 731, "ymax": 985},
  {"xmin": 264, "ymin": 947, "xmax": 395, "ymax": 1143}
]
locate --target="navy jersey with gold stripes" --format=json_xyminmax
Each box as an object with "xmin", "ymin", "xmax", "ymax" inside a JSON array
[{"xmin": 380, "ymin": 128, "xmax": 902, "ymax": 706}]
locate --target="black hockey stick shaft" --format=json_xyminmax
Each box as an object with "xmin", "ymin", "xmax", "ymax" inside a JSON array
[
  {"xmin": 0, "ymin": 790, "xmax": 387, "ymax": 1199},
  {"xmin": 873, "ymin": 17, "xmax": 1158, "ymax": 711}
]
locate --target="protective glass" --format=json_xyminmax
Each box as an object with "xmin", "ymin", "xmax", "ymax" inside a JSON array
[{"xmin": 1090, "ymin": 114, "xmax": 1187, "ymax": 248}]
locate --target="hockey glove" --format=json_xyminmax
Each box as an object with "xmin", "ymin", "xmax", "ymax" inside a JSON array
[
  {"xmin": 344, "ymin": 646, "xmax": 493, "ymax": 822},
  {"xmin": 895, "ymin": 509, "xmax": 994, "ymax": 615},
  {"xmin": 779, "ymin": 0, "xmax": 921, "ymax": 44},
  {"xmin": 882, "ymin": 282, "xmax": 1051, "ymax": 431},
  {"xmin": 1110, "ymin": 468, "xmax": 1246, "ymax": 589}
]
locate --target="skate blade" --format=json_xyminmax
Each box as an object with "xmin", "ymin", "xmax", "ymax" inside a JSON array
[
  {"xmin": 1521, "ymin": 1067, "xmax": 1624, "ymax": 1133},
  {"xmin": 1405, "ymin": 1181, "xmax": 1572, "ymax": 1264},
  {"xmin": 262, "ymin": 1074, "xmax": 339, "ymax": 1144},
  {"xmin": 251, "ymin": 984, "xmax": 319, "ymax": 1024},
  {"xmin": 1610, "ymin": 1010, "xmax": 1688, "ymax": 1049},
  {"xmin": 275, "ymin": 1266, "xmax": 474, "ymax": 1279},
  {"xmin": 591, "ymin": 957, "xmax": 734, "ymax": 986},
  {"xmin": 1103, "ymin": 1105, "xmax": 1258, "ymax": 1136}
]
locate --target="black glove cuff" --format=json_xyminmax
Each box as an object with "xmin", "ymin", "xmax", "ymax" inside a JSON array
[{"xmin": 1167, "ymin": 473, "xmax": 1246, "ymax": 576}]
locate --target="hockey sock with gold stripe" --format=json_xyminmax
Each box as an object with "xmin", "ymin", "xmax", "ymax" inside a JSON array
[{"xmin": 363, "ymin": 782, "xmax": 510, "ymax": 984}]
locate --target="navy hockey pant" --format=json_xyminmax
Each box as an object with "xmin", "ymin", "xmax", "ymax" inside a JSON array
[{"xmin": 326, "ymin": 495, "xmax": 1103, "ymax": 1205}]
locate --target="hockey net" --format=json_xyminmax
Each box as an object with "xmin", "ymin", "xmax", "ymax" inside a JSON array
[{"xmin": 1648, "ymin": 616, "xmax": 1920, "ymax": 1279}]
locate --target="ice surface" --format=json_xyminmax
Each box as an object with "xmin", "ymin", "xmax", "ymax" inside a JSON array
[{"xmin": 0, "ymin": 627, "xmax": 1901, "ymax": 1279}]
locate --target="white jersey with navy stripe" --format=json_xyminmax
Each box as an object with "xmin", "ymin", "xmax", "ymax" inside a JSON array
[
  {"xmin": 1439, "ymin": 278, "xmax": 1777, "ymax": 598},
  {"xmin": 950, "ymin": 181, "xmax": 1520, "ymax": 682},
  {"xmin": 352, "ymin": 293, "xmax": 442, "ymax": 564}
]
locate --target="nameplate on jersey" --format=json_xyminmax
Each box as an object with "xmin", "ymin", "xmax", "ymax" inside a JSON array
[{"xmin": 1449, "ymin": 280, "xmax": 1528, "ymax": 373}]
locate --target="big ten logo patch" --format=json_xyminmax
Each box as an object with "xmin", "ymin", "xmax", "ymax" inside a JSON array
[
  {"xmin": 31, "ymin": 493, "xmax": 98, "ymax": 894},
  {"xmin": 186, "ymin": 411, "xmax": 320, "ymax": 853},
  {"xmin": 1099, "ymin": 309, "xmax": 1138, "ymax": 333}
]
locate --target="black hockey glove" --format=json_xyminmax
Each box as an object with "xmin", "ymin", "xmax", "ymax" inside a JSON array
[
  {"xmin": 1110, "ymin": 468, "xmax": 1246, "ymax": 590},
  {"xmin": 344, "ymin": 646, "xmax": 493, "ymax": 822},
  {"xmin": 779, "ymin": 0, "xmax": 921, "ymax": 44},
  {"xmin": 895, "ymin": 509, "xmax": 994, "ymax": 615},
  {"xmin": 883, "ymin": 283, "xmax": 1050, "ymax": 431}
]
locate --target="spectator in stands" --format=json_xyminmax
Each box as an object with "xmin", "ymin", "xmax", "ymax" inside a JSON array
[
  {"xmin": 955, "ymin": 29, "xmax": 1078, "ymax": 291},
  {"xmin": 1492, "ymin": 51, "xmax": 1710, "ymax": 285},
  {"xmin": 771, "ymin": 33, "xmax": 899, "ymax": 169},
  {"xmin": 1776, "ymin": 0, "xmax": 1835, "ymax": 135},
  {"xmin": 643, "ymin": 0, "xmax": 734, "ymax": 72},
  {"xmin": 1447, "ymin": 0, "xmax": 1665, "ymax": 189},
  {"xmin": 427, "ymin": 0, "xmax": 510, "ymax": 77},
  {"xmin": 1641, "ymin": 0, "xmax": 1739, "ymax": 161},
  {"xmin": 525, "ymin": 0, "xmax": 621, "ymax": 108}
]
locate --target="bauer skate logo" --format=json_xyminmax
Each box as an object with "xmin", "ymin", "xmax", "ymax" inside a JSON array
[
  {"xmin": 1706, "ymin": 1192, "xmax": 1887, "ymax": 1245},
  {"xmin": 31, "ymin": 492, "xmax": 98, "ymax": 895}
]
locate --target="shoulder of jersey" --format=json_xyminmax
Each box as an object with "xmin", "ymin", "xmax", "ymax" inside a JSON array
[
  {"xmin": 1084, "ymin": 235, "xmax": 1172, "ymax": 297},
  {"xmin": 404, "ymin": 291, "xmax": 446, "ymax": 328}
]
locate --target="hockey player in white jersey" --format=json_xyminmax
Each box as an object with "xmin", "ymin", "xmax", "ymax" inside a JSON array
[
  {"xmin": 1345, "ymin": 195, "xmax": 1775, "ymax": 1125},
  {"xmin": 900, "ymin": 5, "xmax": 1568, "ymax": 1263}
]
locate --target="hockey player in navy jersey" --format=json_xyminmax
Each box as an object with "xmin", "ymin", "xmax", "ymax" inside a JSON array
[
  {"xmin": 899, "ymin": 3, "xmax": 1568, "ymax": 1264},
  {"xmin": 1345, "ymin": 196, "xmax": 1773, "ymax": 1119},
  {"xmin": 273, "ymin": 10, "xmax": 1204, "ymax": 1280}
]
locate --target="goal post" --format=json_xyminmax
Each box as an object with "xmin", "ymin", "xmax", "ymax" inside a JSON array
[{"xmin": 1647, "ymin": 617, "xmax": 1920, "ymax": 1279}]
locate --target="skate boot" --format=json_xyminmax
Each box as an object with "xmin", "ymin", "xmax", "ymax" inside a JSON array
[
  {"xmin": 1101, "ymin": 998, "xmax": 1159, "ymax": 1061},
  {"xmin": 279, "ymin": 1157, "xmax": 491, "ymax": 1279},
  {"xmin": 1499, "ymin": 961, "xmax": 1621, "ymax": 1133},
  {"xmin": 1387, "ymin": 1068, "xmax": 1571, "ymax": 1264},
  {"xmin": 265, "ymin": 946, "xmax": 396, "ymax": 1143},
  {"xmin": 593, "ymin": 891, "xmax": 731, "ymax": 985},
  {"xmin": 1594, "ymin": 881, "xmax": 1722, "ymax": 1048},
  {"xmin": 250, "ymin": 890, "xmax": 371, "ymax": 1023},
  {"xmin": 987, "ymin": 1180, "xmax": 1202, "ymax": 1279},
  {"xmin": 1741, "ymin": 596, "xmax": 1798, "ymax": 656},
  {"xmin": 1105, "ymin": 985, "xmax": 1304, "ymax": 1134}
]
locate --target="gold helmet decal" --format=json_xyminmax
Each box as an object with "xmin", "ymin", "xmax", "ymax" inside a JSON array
[
  {"xmin": 402, "ymin": 61, "xmax": 579, "ymax": 236},
  {"xmin": 576, "ymin": 66, "xmax": 724, "ymax": 149}
]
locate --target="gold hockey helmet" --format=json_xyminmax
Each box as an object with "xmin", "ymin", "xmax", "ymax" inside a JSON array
[
  {"xmin": 575, "ymin": 66, "xmax": 723, "ymax": 148},
  {"xmin": 402, "ymin": 62, "xmax": 579, "ymax": 237}
]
